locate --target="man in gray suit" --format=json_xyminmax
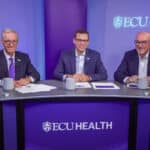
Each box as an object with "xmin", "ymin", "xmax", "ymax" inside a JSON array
[
  {"xmin": 0, "ymin": 29, "xmax": 40, "ymax": 87},
  {"xmin": 54, "ymin": 29, "xmax": 107, "ymax": 82}
]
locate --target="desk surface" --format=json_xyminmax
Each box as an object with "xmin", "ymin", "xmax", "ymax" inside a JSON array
[{"xmin": 0, "ymin": 80, "xmax": 150, "ymax": 101}]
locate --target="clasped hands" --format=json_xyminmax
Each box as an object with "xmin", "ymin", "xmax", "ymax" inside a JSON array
[
  {"xmin": 66, "ymin": 73, "xmax": 91, "ymax": 82},
  {"xmin": 126, "ymin": 75, "xmax": 150, "ymax": 85},
  {"xmin": 14, "ymin": 77, "xmax": 32, "ymax": 88}
]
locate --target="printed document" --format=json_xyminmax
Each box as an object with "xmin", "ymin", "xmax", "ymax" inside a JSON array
[{"xmin": 15, "ymin": 83, "xmax": 56, "ymax": 93}]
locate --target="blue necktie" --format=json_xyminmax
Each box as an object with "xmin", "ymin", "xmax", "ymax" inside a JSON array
[{"xmin": 9, "ymin": 57, "xmax": 15, "ymax": 79}]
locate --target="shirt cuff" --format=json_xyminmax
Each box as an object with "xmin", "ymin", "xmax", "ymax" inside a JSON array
[
  {"xmin": 29, "ymin": 76, "xmax": 35, "ymax": 82},
  {"xmin": 63, "ymin": 75, "xmax": 67, "ymax": 81},
  {"xmin": 89, "ymin": 76, "xmax": 92, "ymax": 81},
  {"xmin": 123, "ymin": 77, "xmax": 129, "ymax": 83},
  {"xmin": 0, "ymin": 80, "xmax": 3, "ymax": 86},
  {"xmin": 63, "ymin": 74, "xmax": 73, "ymax": 80}
]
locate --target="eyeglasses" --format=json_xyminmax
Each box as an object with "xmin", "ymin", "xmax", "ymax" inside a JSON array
[
  {"xmin": 3, "ymin": 40, "xmax": 18, "ymax": 45},
  {"xmin": 75, "ymin": 38, "xmax": 88, "ymax": 42},
  {"xmin": 134, "ymin": 40, "xmax": 149, "ymax": 45}
]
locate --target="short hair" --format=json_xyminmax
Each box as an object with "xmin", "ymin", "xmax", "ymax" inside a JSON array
[
  {"xmin": 1, "ymin": 28, "xmax": 18, "ymax": 40},
  {"xmin": 74, "ymin": 29, "xmax": 89, "ymax": 40}
]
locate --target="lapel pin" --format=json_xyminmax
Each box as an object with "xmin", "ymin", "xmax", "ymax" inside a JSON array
[{"xmin": 86, "ymin": 57, "xmax": 90, "ymax": 61}]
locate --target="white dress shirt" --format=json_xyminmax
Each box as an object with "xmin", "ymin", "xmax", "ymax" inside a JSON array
[
  {"xmin": 138, "ymin": 52, "xmax": 149, "ymax": 79},
  {"xmin": 75, "ymin": 50, "xmax": 85, "ymax": 73},
  {"xmin": 3, "ymin": 50, "xmax": 15, "ymax": 70}
]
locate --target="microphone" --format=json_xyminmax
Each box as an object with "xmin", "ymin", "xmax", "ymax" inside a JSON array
[{"xmin": 16, "ymin": 58, "xmax": 21, "ymax": 62}]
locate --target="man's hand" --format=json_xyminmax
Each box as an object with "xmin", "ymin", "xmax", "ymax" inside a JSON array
[
  {"xmin": 14, "ymin": 77, "xmax": 31, "ymax": 87},
  {"xmin": 126, "ymin": 75, "xmax": 138, "ymax": 83},
  {"xmin": 72, "ymin": 73, "xmax": 91, "ymax": 82},
  {"xmin": 147, "ymin": 76, "xmax": 150, "ymax": 85}
]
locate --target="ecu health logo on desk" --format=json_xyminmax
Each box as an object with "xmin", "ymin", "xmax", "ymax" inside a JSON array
[
  {"xmin": 42, "ymin": 121, "xmax": 113, "ymax": 133},
  {"xmin": 42, "ymin": 121, "xmax": 51, "ymax": 132}
]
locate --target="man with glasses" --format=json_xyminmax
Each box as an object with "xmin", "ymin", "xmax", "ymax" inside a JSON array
[
  {"xmin": 54, "ymin": 29, "xmax": 107, "ymax": 82},
  {"xmin": 0, "ymin": 28, "xmax": 40, "ymax": 87},
  {"xmin": 114, "ymin": 31, "xmax": 150, "ymax": 84}
]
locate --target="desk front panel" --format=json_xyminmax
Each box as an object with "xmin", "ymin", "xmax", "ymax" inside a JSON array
[
  {"xmin": 137, "ymin": 100, "xmax": 150, "ymax": 150},
  {"xmin": 24, "ymin": 99, "xmax": 129, "ymax": 150}
]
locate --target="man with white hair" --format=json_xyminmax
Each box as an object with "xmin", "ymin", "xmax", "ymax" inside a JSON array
[{"xmin": 0, "ymin": 28, "xmax": 40, "ymax": 87}]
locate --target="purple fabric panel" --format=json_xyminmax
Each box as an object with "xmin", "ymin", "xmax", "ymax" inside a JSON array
[
  {"xmin": 24, "ymin": 101, "xmax": 129, "ymax": 150},
  {"xmin": 3, "ymin": 102, "xmax": 17, "ymax": 150},
  {"xmin": 136, "ymin": 100, "xmax": 150, "ymax": 150},
  {"xmin": 44, "ymin": 0, "xmax": 87, "ymax": 79}
]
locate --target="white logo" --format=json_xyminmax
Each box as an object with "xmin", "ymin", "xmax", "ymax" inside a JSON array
[
  {"xmin": 113, "ymin": 16, "xmax": 150, "ymax": 29},
  {"xmin": 42, "ymin": 121, "xmax": 51, "ymax": 132},
  {"xmin": 113, "ymin": 16, "xmax": 123, "ymax": 29},
  {"xmin": 42, "ymin": 121, "xmax": 113, "ymax": 132}
]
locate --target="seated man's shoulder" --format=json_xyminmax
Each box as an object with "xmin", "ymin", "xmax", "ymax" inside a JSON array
[
  {"xmin": 15, "ymin": 51, "xmax": 30, "ymax": 61},
  {"xmin": 61, "ymin": 49, "xmax": 74, "ymax": 56},
  {"xmin": 0, "ymin": 50, "xmax": 3, "ymax": 55},
  {"xmin": 124, "ymin": 49, "xmax": 137, "ymax": 57},
  {"xmin": 87, "ymin": 48, "xmax": 100, "ymax": 56},
  {"xmin": 16, "ymin": 51, "xmax": 28, "ymax": 57}
]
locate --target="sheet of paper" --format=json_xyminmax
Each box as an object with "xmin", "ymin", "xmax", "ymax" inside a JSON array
[
  {"xmin": 75, "ymin": 82, "xmax": 91, "ymax": 88},
  {"xmin": 15, "ymin": 83, "xmax": 56, "ymax": 93},
  {"xmin": 91, "ymin": 82, "xmax": 120, "ymax": 89}
]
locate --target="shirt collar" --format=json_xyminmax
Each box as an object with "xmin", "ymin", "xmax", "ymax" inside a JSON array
[
  {"xmin": 138, "ymin": 51, "xmax": 149, "ymax": 60},
  {"xmin": 3, "ymin": 49, "xmax": 15, "ymax": 59},
  {"xmin": 75, "ymin": 49, "xmax": 86, "ymax": 57}
]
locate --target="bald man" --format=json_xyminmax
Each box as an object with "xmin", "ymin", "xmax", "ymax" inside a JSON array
[{"xmin": 114, "ymin": 31, "xmax": 150, "ymax": 84}]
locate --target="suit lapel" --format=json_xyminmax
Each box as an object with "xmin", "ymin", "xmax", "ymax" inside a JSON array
[
  {"xmin": 15, "ymin": 53, "xmax": 22, "ymax": 79},
  {"xmin": 84, "ymin": 49, "xmax": 90, "ymax": 74},
  {"xmin": 1, "ymin": 51, "xmax": 9, "ymax": 76},
  {"xmin": 70, "ymin": 51, "xmax": 76, "ymax": 73},
  {"xmin": 147, "ymin": 53, "xmax": 150, "ymax": 75},
  {"xmin": 134, "ymin": 52, "xmax": 139, "ymax": 75}
]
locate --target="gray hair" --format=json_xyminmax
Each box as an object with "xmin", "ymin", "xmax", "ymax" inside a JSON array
[{"xmin": 1, "ymin": 28, "xmax": 18, "ymax": 40}]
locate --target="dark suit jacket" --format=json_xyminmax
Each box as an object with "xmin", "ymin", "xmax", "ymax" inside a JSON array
[
  {"xmin": 53, "ymin": 49, "xmax": 107, "ymax": 81},
  {"xmin": 114, "ymin": 49, "xmax": 150, "ymax": 83},
  {"xmin": 0, "ymin": 50, "xmax": 40, "ymax": 81}
]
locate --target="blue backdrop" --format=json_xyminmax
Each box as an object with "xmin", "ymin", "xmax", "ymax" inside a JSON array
[
  {"xmin": 87, "ymin": 0, "xmax": 150, "ymax": 79},
  {"xmin": 0, "ymin": 0, "xmax": 45, "ymax": 79},
  {"xmin": 44, "ymin": 0, "xmax": 87, "ymax": 79},
  {"xmin": 1, "ymin": 0, "xmax": 150, "ymax": 150},
  {"xmin": 1, "ymin": 0, "xmax": 150, "ymax": 79}
]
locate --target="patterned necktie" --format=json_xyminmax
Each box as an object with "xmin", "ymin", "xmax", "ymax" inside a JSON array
[{"xmin": 9, "ymin": 57, "xmax": 15, "ymax": 79}]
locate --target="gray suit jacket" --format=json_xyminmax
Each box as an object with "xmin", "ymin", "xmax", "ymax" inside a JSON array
[
  {"xmin": 0, "ymin": 50, "xmax": 40, "ymax": 81},
  {"xmin": 53, "ymin": 49, "xmax": 107, "ymax": 81}
]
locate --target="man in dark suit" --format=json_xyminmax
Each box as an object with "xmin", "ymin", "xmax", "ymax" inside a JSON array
[
  {"xmin": 114, "ymin": 31, "xmax": 150, "ymax": 84},
  {"xmin": 0, "ymin": 29, "xmax": 40, "ymax": 87},
  {"xmin": 54, "ymin": 29, "xmax": 107, "ymax": 82}
]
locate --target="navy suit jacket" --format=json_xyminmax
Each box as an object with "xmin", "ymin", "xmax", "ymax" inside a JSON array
[
  {"xmin": 53, "ymin": 49, "xmax": 107, "ymax": 81},
  {"xmin": 0, "ymin": 50, "xmax": 40, "ymax": 81},
  {"xmin": 114, "ymin": 49, "xmax": 150, "ymax": 83}
]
